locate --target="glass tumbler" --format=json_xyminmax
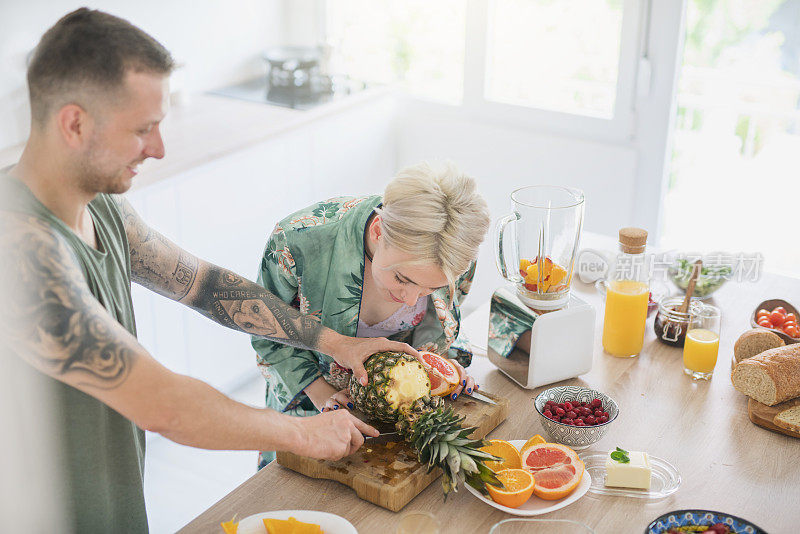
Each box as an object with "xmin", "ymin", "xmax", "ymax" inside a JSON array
[{"xmin": 683, "ymin": 304, "xmax": 722, "ymax": 380}]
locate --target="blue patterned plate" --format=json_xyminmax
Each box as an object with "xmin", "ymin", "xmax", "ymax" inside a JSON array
[{"xmin": 645, "ymin": 510, "xmax": 767, "ymax": 534}]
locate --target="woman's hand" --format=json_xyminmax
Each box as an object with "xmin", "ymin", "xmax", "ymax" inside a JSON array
[
  {"xmin": 448, "ymin": 359, "xmax": 477, "ymax": 400},
  {"xmin": 319, "ymin": 331, "xmax": 420, "ymax": 386},
  {"xmin": 321, "ymin": 389, "xmax": 355, "ymax": 412}
]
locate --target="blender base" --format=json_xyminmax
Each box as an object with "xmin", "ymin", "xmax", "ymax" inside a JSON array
[{"xmin": 487, "ymin": 290, "xmax": 595, "ymax": 389}]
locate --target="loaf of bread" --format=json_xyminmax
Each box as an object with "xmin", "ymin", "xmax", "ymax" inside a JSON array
[
  {"xmin": 731, "ymin": 344, "xmax": 800, "ymax": 406},
  {"xmin": 774, "ymin": 405, "xmax": 800, "ymax": 433},
  {"xmin": 734, "ymin": 328, "xmax": 784, "ymax": 363}
]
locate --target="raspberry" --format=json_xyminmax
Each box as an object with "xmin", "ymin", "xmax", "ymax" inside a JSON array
[
  {"xmin": 563, "ymin": 402, "xmax": 574, "ymax": 411},
  {"xmin": 543, "ymin": 410, "xmax": 553, "ymax": 418},
  {"xmin": 565, "ymin": 410, "xmax": 577, "ymax": 419},
  {"xmin": 598, "ymin": 415, "xmax": 608, "ymax": 423},
  {"xmin": 562, "ymin": 418, "xmax": 573, "ymax": 425},
  {"xmin": 591, "ymin": 398, "xmax": 602, "ymax": 408},
  {"xmin": 575, "ymin": 420, "xmax": 585, "ymax": 426},
  {"xmin": 585, "ymin": 415, "xmax": 596, "ymax": 425},
  {"xmin": 555, "ymin": 407, "xmax": 565, "ymax": 416},
  {"xmin": 552, "ymin": 415, "xmax": 562, "ymax": 422},
  {"xmin": 594, "ymin": 409, "xmax": 604, "ymax": 417},
  {"xmin": 602, "ymin": 412, "xmax": 609, "ymax": 418}
]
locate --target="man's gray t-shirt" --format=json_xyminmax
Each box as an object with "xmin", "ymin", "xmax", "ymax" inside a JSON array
[{"xmin": 0, "ymin": 173, "xmax": 148, "ymax": 533}]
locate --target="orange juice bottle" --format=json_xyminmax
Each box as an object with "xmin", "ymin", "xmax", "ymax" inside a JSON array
[{"xmin": 602, "ymin": 228, "xmax": 650, "ymax": 357}]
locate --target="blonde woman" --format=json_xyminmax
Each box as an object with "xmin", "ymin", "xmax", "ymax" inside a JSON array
[{"xmin": 252, "ymin": 162, "xmax": 491, "ymax": 467}]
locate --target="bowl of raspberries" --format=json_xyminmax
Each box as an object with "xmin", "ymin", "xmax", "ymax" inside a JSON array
[{"xmin": 534, "ymin": 385, "xmax": 619, "ymax": 449}]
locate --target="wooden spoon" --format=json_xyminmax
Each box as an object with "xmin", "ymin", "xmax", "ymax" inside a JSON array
[{"xmin": 678, "ymin": 260, "xmax": 703, "ymax": 314}]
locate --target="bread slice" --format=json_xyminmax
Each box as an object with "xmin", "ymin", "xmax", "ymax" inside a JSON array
[
  {"xmin": 731, "ymin": 344, "xmax": 800, "ymax": 406},
  {"xmin": 734, "ymin": 328, "xmax": 784, "ymax": 363},
  {"xmin": 774, "ymin": 405, "xmax": 800, "ymax": 433}
]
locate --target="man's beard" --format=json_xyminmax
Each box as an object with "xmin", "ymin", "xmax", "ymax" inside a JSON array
[{"xmin": 76, "ymin": 142, "xmax": 135, "ymax": 195}]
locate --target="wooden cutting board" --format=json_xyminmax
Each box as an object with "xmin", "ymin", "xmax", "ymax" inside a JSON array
[
  {"xmin": 276, "ymin": 391, "xmax": 509, "ymax": 512},
  {"xmin": 748, "ymin": 397, "xmax": 800, "ymax": 439}
]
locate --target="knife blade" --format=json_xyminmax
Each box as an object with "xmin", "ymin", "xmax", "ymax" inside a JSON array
[{"xmin": 460, "ymin": 389, "xmax": 499, "ymax": 405}]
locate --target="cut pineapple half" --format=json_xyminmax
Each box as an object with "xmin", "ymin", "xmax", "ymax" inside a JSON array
[{"xmin": 385, "ymin": 360, "xmax": 430, "ymax": 409}]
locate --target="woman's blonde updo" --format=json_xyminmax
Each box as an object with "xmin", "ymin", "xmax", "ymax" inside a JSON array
[{"xmin": 374, "ymin": 161, "xmax": 491, "ymax": 294}]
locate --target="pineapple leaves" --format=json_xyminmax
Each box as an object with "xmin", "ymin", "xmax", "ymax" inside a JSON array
[{"xmin": 477, "ymin": 462, "xmax": 504, "ymax": 488}]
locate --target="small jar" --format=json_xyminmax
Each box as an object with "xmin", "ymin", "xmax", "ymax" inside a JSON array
[{"xmin": 653, "ymin": 296, "xmax": 702, "ymax": 347}]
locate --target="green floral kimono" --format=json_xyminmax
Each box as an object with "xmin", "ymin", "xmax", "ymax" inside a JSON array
[{"xmin": 251, "ymin": 195, "xmax": 475, "ymax": 466}]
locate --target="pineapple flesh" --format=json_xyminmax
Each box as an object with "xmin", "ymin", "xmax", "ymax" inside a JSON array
[{"xmin": 349, "ymin": 351, "xmax": 502, "ymax": 497}]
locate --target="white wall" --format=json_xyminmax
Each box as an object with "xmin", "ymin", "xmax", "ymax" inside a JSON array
[{"xmin": 0, "ymin": 0, "xmax": 284, "ymax": 147}]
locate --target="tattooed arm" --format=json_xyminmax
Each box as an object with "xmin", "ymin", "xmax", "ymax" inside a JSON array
[
  {"xmin": 0, "ymin": 212, "xmax": 377, "ymax": 457},
  {"xmin": 113, "ymin": 196, "xmax": 417, "ymax": 383}
]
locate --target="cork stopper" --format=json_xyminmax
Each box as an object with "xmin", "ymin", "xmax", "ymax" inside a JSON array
[{"xmin": 618, "ymin": 227, "xmax": 647, "ymax": 254}]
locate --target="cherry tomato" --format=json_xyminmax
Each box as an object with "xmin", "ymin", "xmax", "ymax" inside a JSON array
[
  {"xmin": 757, "ymin": 319, "xmax": 773, "ymax": 328},
  {"xmin": 756, "ymin": 309, "xmax": 770, "ymax": 320},
  {"xmin": 769, "ymin": 311, "xmax": 786, "ymax": 327},
  {"xmin": 784, "ymin": 325, "xmax": 799, "ymax": 338},
  {"xmin": 785, "ymin": 313, "xmax": 797, "ymax": 324},
  {"xmin": 783, "ymin": 318, "xmax": 797, "ymax": 328},
  {"xmin": 774, "ymin": 306, "xmax": 787, "ymax": 315}
]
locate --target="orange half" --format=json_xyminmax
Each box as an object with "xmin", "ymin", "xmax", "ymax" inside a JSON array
[
  {"xmin": 520, "ymin": 434, "xmax": 546, "ymax": 451},
  {"xmin": 486, "ymin": 468, "xmax": 536, "ymax": 508},
  {"xmin": 480, "ymin": 439, "xmax": 522, "ymax": 472}
]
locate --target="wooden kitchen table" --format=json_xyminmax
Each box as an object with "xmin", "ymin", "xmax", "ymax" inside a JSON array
[{"xmin": 180, "ymin": 272, "xmax": 800, "ymax": 533}]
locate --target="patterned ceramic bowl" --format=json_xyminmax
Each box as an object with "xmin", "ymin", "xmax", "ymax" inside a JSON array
[
  {"xmin": 533, "ymin": 386, "xmax": 619, "ymax": 449},
  {"xmin": 645, "ymin": 509, "xmax": 766, "ymax": 534}
]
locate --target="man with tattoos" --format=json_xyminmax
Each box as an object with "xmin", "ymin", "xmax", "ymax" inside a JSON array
[{"xmin": 0, "ymin": 9, "xmax": 416, "ymax": 533}]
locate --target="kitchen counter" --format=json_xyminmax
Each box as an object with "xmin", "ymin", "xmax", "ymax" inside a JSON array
[
  {"xmin": 179, "ymin": 269, "xmax": 800, "ymax": 533},
  {"xmin": 0, "ymin": 86, "xmax": 392, "ymax": 190}
]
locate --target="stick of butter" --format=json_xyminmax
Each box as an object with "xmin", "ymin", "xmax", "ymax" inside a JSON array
[{"xmin": 604, "ymin": 450, "xmax": 651, "ymax": 489}]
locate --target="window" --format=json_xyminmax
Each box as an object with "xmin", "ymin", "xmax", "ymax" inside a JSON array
[
  {"xmin": 485, "ymin": 0, "xmax": 625, "ymax": 119},
  {"xmin": 324, "ymin": 0, "xmax": 643, "ymax": 140},
  {"xmin": 325, "ymin": 0, "xmax": 466, "ymax": 104},
  {"xmin": 661, "ymin": 0, "xmax": 800, "ymax": 276}
]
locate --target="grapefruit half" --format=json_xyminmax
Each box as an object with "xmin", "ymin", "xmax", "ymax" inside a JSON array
[
  {"xmin": 520, "ymin": 443, "xmax": 584, "ymax": 500},
  {"xmin": 418, "ymin": 351, "xmax": 460, "ymax": 397}
]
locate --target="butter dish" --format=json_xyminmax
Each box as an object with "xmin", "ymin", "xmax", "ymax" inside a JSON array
[{"xmin": 581, "ymin": 452, "xmax": 680, "ymax": 499}]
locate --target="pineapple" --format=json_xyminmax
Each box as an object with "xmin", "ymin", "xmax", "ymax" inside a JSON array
[{"xmin": 349, "ymin": 351, "xmax": 502, "ymax": 497}]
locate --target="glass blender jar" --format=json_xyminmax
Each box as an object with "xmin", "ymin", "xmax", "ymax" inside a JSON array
[{"xmin": 494, "ymin": 185, "xmax": 585, "ymax": 310}]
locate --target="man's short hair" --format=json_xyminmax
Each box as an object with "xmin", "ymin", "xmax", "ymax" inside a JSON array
[{"xmin": 27, "ymin": 8, "xmax": 175, "ymax": 125}]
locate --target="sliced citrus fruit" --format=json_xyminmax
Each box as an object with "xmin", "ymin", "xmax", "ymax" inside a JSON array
[
  {"xmin": 418, "ymin": 351, "xmax": 460, "ymax": 396},
  {"xmin": 520, "ymin": 434, "xmax": 546, "ymax": 451},
  {"xmin": 220, "ymin": 518, "xmax": 238, "ymax": 534},
  {"xmin": 520, "ymin": 443, "xmax": 584, "ymax": 500},
  {"xmin": 486, "ymin": 468, "xmax": 536, "ymax": 508},
  {"xmin": 479, "ymin": 439, "xmax": 523, "ymax": 472}
]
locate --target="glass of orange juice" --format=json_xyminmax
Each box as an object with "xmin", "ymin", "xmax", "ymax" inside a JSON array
[{"xmin": 683, "ymin": 304, "xmax": 721, "ymax": 380}]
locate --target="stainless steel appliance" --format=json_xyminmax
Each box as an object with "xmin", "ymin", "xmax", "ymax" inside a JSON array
[{"xmin": 211, "ymin": 46, "xmax": 366, "ymax": 110}]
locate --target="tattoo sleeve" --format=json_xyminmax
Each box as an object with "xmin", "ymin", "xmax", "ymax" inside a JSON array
[
  {"xmin": 0, "ymin": 214, "xmax": 136, "ymax": 389},
  {"xmin": 112, "ymin": 196, "xmax": 325, "ymax": 351}
]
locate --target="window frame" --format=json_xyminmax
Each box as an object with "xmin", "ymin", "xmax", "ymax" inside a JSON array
[
  {"xmin": 320, "ymin": 0, "xmax": 650, "ymax": 141},
  {"xmin": 464, "ymin": 0, "xmax": 646, "ymax": 142}
]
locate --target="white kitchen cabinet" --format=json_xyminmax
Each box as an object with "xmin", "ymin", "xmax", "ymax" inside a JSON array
[{"xmin": 129, "ymin": 95, "xmax": 397, "ymax": 395}]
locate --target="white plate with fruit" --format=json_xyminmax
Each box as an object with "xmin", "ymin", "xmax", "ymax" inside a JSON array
[{"xmin": 465, "ymin": 437, "xmax": 591, "ymax": 516}]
